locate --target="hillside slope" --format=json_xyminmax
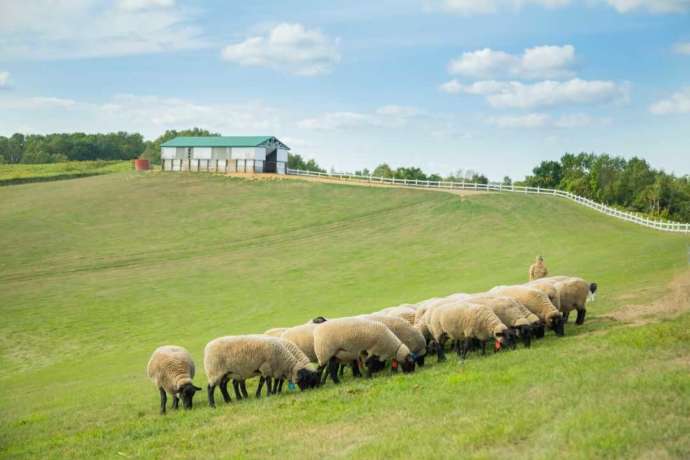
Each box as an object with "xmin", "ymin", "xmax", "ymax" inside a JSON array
[{"xmin": 1, "ymin": 172, "xmax": 688, "ymax": 459}]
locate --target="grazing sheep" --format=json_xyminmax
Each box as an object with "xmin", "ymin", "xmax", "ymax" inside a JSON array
[
  {"xmin": 146, "ymin": 345, "xmax": 201, "ymax": 414},
  {"xmin": 313, "ymin": 317, "xmax": 415, "ymax": 384},
  {"xmin": 534, "ymin": 276, "xmax": 598, "ymax": 324},
  {"xmin": 264, "ymin": 327, "xmax": 288, "ymax": 337},
  {"xmin": 376, "ymin": 305, "xmax": 417, "ymax": 325},
  {"xmin": 528, "ymin": 255, "xmax": 548, "ymax": 281},
  {"xmin": 427, "ymin": 301, "xmax": 517, "ymax": 359},
  {"xmin": 526, "ymin": 280, "xmax": 562, "ymax": 311},
  {"xmin": 458, "ymin": 294, "xmax": 538, "ymax": 348},
  {"xmin": 489, "ymin": 285, "xmax": 564, "ymax": 336},
  {"xmin": 276, "ymin": 321, "xmax": 324, "ymax": 392},
  {"xmin": 359, "ymin": 314, "xmax": 427, "ymax": 367},
  {"xmin": 204, "ymin": 335, "xmax": 320, "ymax": 407}
]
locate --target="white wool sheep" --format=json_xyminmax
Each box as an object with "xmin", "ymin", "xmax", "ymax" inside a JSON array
[
  {"xmin": 358, "ymin": 314, "xmax": 427, "ymax": 366},
  {"xmin": 489, "ymin": 285, "xmax": 564, "ymax": 336},
  {"xmin": 146, "ymin": 345, "xmax": 201, "ymax": 414},
  {"xmin": 376, "ymin": 305, "xmax": 417, "ymax": 325},
  {"xmin": 313, "ymin": 317, "xmax": 415, "ymax": 383},
  {"xmin": 534, "ymin": 276, "xmax": 598, "ymax": 324},
  {"xmin": 526, "ymin": 280, "xmax": 562, "ymax": 311},
  {"xmin": 264, "ymin": 327, "xmax": 288, "ymax": 337},
  {"xmin": 203, "ymin": 335, "xmax": 320, "ymax": 407},
  {"xmin": 427, "ymin": 301, "xmax": 516, "ymax": 359},
  {"xmin": 457, "ymin": 294, "xmax": 539, "ymax": 348}
]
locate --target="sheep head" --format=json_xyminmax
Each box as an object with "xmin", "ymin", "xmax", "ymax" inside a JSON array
[{"xmin": 179, "ymin": 382, "xmax": 202, "ymax": 409}]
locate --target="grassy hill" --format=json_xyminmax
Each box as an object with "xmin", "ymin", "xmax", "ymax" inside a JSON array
[{"xmin": 1, "ymin": 172, "xmax": 688, "ymax": 459}]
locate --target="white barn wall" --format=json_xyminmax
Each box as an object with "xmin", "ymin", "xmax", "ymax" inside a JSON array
[
  {"xmin": 277, "ymin": 148, "xmax": 288, "ymax": 162},
  {"xmin": 193, "ymin": 147, "xmax": 212, "ymax": 160},
  {"xmin": 161, "ymin": 147, "xmax": 176, "ymax": 160}
]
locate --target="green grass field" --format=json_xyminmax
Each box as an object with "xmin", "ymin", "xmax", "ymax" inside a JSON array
[
  {"xmin": 1, "ymin": 172, "xmax": 689, "ymax": 459},
  {"xmin": 0, "ymin": 161, "xmax": 131, "ymax": 186}
]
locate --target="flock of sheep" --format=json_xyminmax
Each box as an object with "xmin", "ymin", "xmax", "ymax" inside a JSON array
[{"xmin": 146, "ymin": 275, "xmax": 597, "ymax": 414}]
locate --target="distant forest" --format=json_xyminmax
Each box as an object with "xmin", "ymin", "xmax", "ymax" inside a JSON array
[{"xmin": 1, "ymin": 129, "xmax": 688, "ymax": 222}]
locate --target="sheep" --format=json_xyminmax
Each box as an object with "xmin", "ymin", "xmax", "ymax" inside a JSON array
[
  {"xmin": 489, "ymin": 285, "xmax": 564, "ymax": 336},
  {"xmin": 375, "ymin": 305, "xmax": 417, "ymax": 325},
  {"xmin": 427, "ymin": 301, "xmax": 517, "ymax": 359},
  {"xmin": 533, "ymin": 276, "xmax": 598, "ymax": 324},
  {"xmin": 264, "ymin": 327, "xmax": 288, "ymax": 337},
  {"xmin": 313, "ymin": 317, "xmax": 415, "ymax": 384},
  {"xmin": 457, "ymin": 294, "xmax": 539, "ymax": 348},
  {"xmin": 413, "ymin": 294, "xmax": 472, "ymax": 360},
  {"xmin": 358, "ymin": 314, "xmax": 428, "ymax": 367},
  {"xmin": 204, "ymin": 335, "xmax": 320, "ymax": 407},
  {"xmin": 146, "ymin": 345, "xmax": 201, "ymax": 414},
  {"xmin": 275, "ymin": 321, "xmax": 325, "ymax": 392}
]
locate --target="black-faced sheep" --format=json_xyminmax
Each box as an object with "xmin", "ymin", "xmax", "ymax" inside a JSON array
[{"xmin": 146, "ymin": 345, "xmax": 201, "ymax": 414}]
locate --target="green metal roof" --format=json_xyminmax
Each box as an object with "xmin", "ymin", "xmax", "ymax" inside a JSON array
[{"xmin": 161, "ymin": 136, "xmax": 288, "ymax": 148}]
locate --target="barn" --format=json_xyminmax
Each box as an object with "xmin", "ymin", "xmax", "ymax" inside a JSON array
[{"xmin": 160, "ymin": 136, "xmax": 290, "ymax": 174}]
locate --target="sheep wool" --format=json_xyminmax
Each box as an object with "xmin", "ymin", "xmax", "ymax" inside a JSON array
[
  {"xmin": 147, "ymin": 345, "xmax": 195, "ymax": 395},
  {"xmin": 280, "ymin": 322, "xmax": 321, "ymax": 362},
  {"xmin": 264, "ymin": 327, "xmax": 288, "ymax": 337},
  {"xmin": 204, "ymin": 335, "xmax": 309, "ymax": 387},
  {"xmin": 525, "ymin": 280, "xmax": 562, "ymax": 310},
  {"xmin": 465, "ymin": 295, "xmax": 532, "ymax": 328},
  {"xmin": 313, "ymin": 317, "xmax": 411, "ymax": 366},
  {"xmin": 376, "ymin": 305, "xmax": 417, "ymax": 325},
  {"xmin": 428, "ymin": 301, "xmax": 508, "ymax": 342},
  {"xmin": 489, "ymin": 285, "xmax": 561, "ymax": 323},
  {"xmin": 359, "ymin": 314, "xmax": 427, "ymax": 357}
]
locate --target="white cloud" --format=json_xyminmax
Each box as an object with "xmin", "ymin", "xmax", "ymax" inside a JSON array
[
  {"xmin": 0, "ymin": 1, "xmax": 207, "ymax": 59},
  {"xmin": 429, "ymin": 0, "xmax": 571, "ymax": 15},
  {"xmin": 650, "ymin": 87, "xmax": 690, "ymax": 114},
  {"xmin": 485, "ymin": 112, "xmax": 597, "ymax": 128},
  {"xmin": 606, "ymin": 0, "xmax": 690, "ymax": 13},
  {"xmin": 429, "ymin": 0, "xmax": 690, "ymax": 14},
  {"xmin": 442, "ymin": 78, "xmax": 629, "ymax": 108},
  {"xmin": 0, "ymin": 71, "xmax": 10, "ymax": 88},
  {"xmin": 448, "ymin": 45, "xmax": 575, "ymax": 80},
  {"xmin": 0, "ymin": 96, "xmax": 77, "ymax": 110},
  {"xmin": 673, "ymin": 42, "xmax": 690, "ymax": 55},
  {"xmin": 117, "ymin": 0, "xmax": 175, "ymax": 11},
  {"xmin": 298, "ymin": 105, "xmax": 420, "ymax": 130},
  {"xmin": 221, "ymin": 23, "xmax": 340, "ymax": 76}
]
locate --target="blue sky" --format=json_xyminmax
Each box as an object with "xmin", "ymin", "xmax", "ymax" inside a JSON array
[{"xmin": 0, "ymin": 0, "xmax": 689, "ymax": 180}]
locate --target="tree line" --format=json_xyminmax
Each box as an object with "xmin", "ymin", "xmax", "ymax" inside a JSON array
[
  {"xmin": 520, "ymin": 153, "xmax": 690, "ymax": 222},
  {"xmin": 1, "ymin": 130, "xmax": 687, "ymax": 221}
]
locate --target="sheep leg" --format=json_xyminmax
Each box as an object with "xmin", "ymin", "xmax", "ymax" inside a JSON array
[
  {"xmin": 265, "ymin": 377, "xmax": 273, "ymax": 396},
  {"xmin": 278, "ymin": 378, "xmax": 284, "ymax": 393},
  {"xmin": 271, "ymin": 378, "xmax": 280, "ymax": 394},
  {"xmin": 481, "ymin": 341, "xmax": 487, "ymax": 356},
  {"xmin": 338, "ymin": 364, "xmax": 345, "ymax": 377},
  {"xmin": 172, "ymin": 394, "xmax": 179, "ymax": 410},
  {"xmin": 219, "ymin": 376, "xmax": 232, "ymax": 404},
  {"xmin": 207, "ymin": 384, "xmax": 216, "ymax": 408},
  {"xmin": 328, "ymin": 357, "xmax": 341, "ymax": 384},
  {"xmin": 159, "ymin": 387, "xmax": 167, "ymax": 415},
  {"xmin": 576, "ymin": 309, "xmax": 586, "ymax": 325},
  {"xmin": 352, "ymin": 360, "xmax": 362, "ymax": 378},
  {"xmin": 256, "ymin": 377, "xmax": 265, "ymax": 398},
  {"xmin": 232, "ymin": 380, "xmax": 243, "ymax": 400},
  {"xmin": 460, "ymin": 339, "xmax": 472, "ymax": 360},
  {"xmin": 240, "ymin": 380, "xmax": 249, "ymax": 398},
  {"xmin": 318, "ymin": 364, "xmax": 328, "ymax": 385},
  {"xmin": 563, "ymin": 311, "xmax": 570, "ymax": 323},
  {"xmin": 436, "ymin": 341, "xmax": 447, "ymax": 362}
]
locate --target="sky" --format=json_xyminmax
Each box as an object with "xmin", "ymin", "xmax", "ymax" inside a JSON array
[{"xmin": 0, "ymin": 0, "xmax": 689, "ymax": 180}]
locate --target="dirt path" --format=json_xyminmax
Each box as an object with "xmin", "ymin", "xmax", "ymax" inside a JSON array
[{"xmin": 602, "ymin": 269, "xmax": 690, "ymax": 325}]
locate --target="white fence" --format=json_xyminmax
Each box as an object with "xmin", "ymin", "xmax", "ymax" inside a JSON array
[{"xmin": 287, "ymin": 168, "xmax": 690, "ymax": 234}]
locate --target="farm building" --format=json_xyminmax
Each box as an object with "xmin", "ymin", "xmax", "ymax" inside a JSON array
[{"xmin": 160, "ymin": 136, "xmax": 290, "ymax": 174}]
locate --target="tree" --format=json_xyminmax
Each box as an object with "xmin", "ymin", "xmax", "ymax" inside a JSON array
[
  {"xmin": 372, "ymin": 163, "xmax": 394, "ymax": 178},
  {"xmin": 287, "ymin": 153, "xmax": 325, "ymax": 172},
  {"xmin": 502, "ymin": 176, "xmax": 512, "ymax": 186},
  {"xmin": 524, "ymin": 160, "xmax": 562, "ymax": 188}
]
